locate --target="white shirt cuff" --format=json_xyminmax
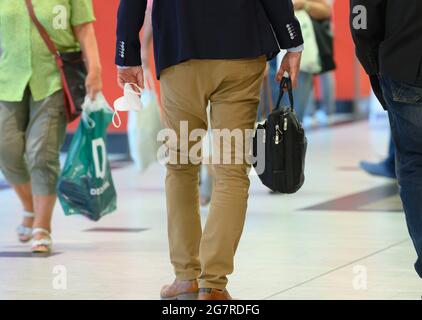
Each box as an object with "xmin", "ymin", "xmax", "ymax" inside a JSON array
[
  {"xmin": 117, "ymin": 65, "xmax": 141, "ymax": 69},
  {"xmin": 286, "ymin": 45, "xmax": 304, "ymax": 53}
]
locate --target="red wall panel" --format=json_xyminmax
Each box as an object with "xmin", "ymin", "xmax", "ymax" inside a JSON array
[
  {"xmin": 68, "ymin": 0, "xmax": 123, "ymax": 132},
  {"xmin": 332, "ymin": 0, "xmax": 370, "ymax": 100}
]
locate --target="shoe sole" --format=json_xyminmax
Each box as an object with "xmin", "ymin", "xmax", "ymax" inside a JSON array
[
  {"xmin": 31, "ymin": 246, "xmax": 52, "ymax": 255},
  {"xmin": 160, "ymin": 293, "xmax": 198, "ymax": 300}
]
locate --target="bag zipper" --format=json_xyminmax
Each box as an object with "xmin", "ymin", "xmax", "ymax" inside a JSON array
[{"xmin": 274, "ymin": 124, "xmax": 283, "ymax": 145}]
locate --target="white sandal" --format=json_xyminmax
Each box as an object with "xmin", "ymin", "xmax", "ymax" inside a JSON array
[
  {"xmin": 31, "ymin": 228, "xmax": 53, "ymax": 254},
  {"xmin": 17, "ymin": 210, "xmax": 35, "ymax": 243}
]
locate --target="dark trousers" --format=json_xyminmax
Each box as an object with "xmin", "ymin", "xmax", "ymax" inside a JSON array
[
  {"xmin": 380, "ymin": 75, "xmax": 422, "ymax": 278},
  {"xmin": 385, "ymin": 135, "xmax": 396, "ymax": 170}
]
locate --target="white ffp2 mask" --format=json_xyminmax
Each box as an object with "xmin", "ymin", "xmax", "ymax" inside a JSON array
[{"xmin": 112, "ymin": 83, "xmax": 143, "ymax": 128}]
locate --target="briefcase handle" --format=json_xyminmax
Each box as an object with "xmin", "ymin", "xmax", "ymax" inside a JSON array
[{"xmin": 274, "ymin": 76, "xmax": 294, "ymax": 112}]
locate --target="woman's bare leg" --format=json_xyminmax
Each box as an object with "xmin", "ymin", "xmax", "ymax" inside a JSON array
[
  {"xmin": 33, "ymin": 194, "xmax": 56, "ymax": 231},
  {"xmin": 13, "ymin": 183, "xmax": 34, "ymax": 225}
]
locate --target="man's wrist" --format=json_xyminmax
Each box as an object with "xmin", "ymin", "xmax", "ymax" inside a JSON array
[{"xmin": 88, "ymin": 65, "xmax": 102, "ymax": 74}]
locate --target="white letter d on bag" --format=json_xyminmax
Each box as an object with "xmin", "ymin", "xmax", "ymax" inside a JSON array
[{"xmin": 92, "ymin": 138, "xmax": 107, "ymax": 179}]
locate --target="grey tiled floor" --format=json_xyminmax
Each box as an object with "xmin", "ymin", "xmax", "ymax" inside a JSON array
[{"xmin": 0, "ymin": 121, "xmax": 420, "ymax": 300}]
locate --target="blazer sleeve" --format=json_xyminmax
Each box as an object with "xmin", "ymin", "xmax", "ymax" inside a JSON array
[
  {"xmin": 349, "ymin": 0, "xmax": 386, "ymax": 75},
  {"xmin": 115, "ymin": 0, "xmax": 148, "ymax": 66},
  {"xmin": 258, "ymin": 0, "xmax": 304, "ymax": 49}
]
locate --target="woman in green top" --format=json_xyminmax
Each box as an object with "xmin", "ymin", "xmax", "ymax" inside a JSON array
[{"xmin": 0, "ymin": 0, "xmax": 102, "ymax": 253}]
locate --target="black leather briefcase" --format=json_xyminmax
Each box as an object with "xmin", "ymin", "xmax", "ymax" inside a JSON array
[{"xmin": 253, "ymin": 77, "xmax": 307, "ymax": 194}]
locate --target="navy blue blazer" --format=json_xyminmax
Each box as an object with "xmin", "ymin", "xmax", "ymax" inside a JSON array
[{"xmin": 116, "ymin": 0, "xmax": 304, "ymax": 77}]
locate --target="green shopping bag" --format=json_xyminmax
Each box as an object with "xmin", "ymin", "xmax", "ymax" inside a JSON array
[{"xmin": 57, "ymin": 94, "xmax": 117, "ymax": 221}]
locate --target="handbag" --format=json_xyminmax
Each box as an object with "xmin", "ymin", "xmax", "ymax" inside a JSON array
[
  {"xmin": 312, "ymin": 18, "xmax": 336, "ymax": 74},
  {"xmin": 25, "ymin": 0, "xmax": 87, "ymax": 123},
  {"xmin": 253, "ymin": 77, "xmax": 307, "ymax": 194},
  {"xmin": 127, "ymin": 71, "xmax": 163, "ymax": 172},
  {"xmin": 294, "ymin": 10, "xmax": 322, "ymax": 74}
]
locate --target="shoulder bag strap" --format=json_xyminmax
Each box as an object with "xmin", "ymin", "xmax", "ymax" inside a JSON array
[
  {"xmin": 24, "ymin": 0, "xmax": 63, "ymax": 67},
  {"xmin": 24, "ymin": 0, "xmax": 77, "ymax": 122}
]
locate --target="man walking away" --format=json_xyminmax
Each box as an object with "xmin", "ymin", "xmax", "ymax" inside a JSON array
[
  {"xmin": 116, "ymin": 0, "xmax": 304, "ymax": 300},
  {"xmin": 350, "ymin": 0, "xmax": 422, "ymax": 279}
]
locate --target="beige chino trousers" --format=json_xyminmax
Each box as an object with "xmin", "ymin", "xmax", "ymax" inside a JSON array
[{"xmin": 160, "ymin": 56, "xmax": 266, "ymax": 290}]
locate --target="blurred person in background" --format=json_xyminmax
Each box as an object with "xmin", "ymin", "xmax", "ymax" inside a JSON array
[
  {"xmin": 269, "ymin": 0, "xmax": 332, "ymax": 123},
  {"xmin": 359, "ymin": 77, "xmax": 397, "ymax": 179},
  {"xmin": 303, "ymin": 72, "xmax": 336, "ymax": 128},
  {"xmin": 116, "ymin": 0, "xmax": 303, "ymax": 300},
  {"xmin": 0, "ymin": 0, "xmax": 102, "ymax": 253},
  {"xmin": 140, "ymin": 0, "xmax": 215, "ymax": 207},
  {"xmin": 140, "ymin": 0, "xmax": 153, "ymax": 71},
  {"xmin": 351, "ymin": 0, "xmax": 422, "ymax": 279},
  {"xmin": 303, "ymin": 0, "xmax": 336, "ymax": 128},
  {"xmin": 359, "ymin": 136, "xmax": 396, "ymax": 179}
]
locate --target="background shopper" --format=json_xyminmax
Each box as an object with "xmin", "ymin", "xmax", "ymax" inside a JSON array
[
  {"xmin": 304, "ymin": 0, "xmax": 336, "ymax": 128},
  {"xmin": 270, "ymin": 0, "xmax": 332, "ymax": 123},
  {"xmin": 360, "ymin": 135, "xmax": 396, "ymax": 179},
  {"xmin": 0, "ymin": 0, "xmax": 102, "ymax": 253}
]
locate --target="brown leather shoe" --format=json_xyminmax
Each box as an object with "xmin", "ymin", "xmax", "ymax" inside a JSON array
[
  {"xmin": 160, "ymin": 279, "xmax": 199, "ymax": 300},
  {"xmin": 198, "ymin": 288, "xmax": 233, "ymax": 300}
]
